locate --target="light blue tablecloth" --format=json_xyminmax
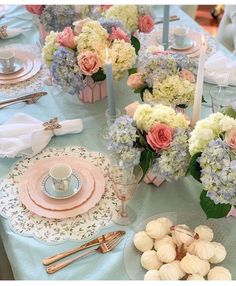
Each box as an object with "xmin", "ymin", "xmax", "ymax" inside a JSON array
[{"xmin": 0, "ymin": 5, "xmax": 236, "ymax": 280}]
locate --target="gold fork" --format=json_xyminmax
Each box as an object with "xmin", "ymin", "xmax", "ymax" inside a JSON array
[{"xmin": 46, "ymin": 234, "xmax": 124, "ymax": 274}]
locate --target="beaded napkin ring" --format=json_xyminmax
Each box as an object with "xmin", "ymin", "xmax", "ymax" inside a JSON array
[
  {"xmin": 43, "ymin": 117, "xmax": 61, "ymax": 135},
  {"xmin": 0, "ymin": 25, "xmax": 7, "ymax": 39}
]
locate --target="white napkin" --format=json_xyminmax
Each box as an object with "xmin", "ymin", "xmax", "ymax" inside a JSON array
[
  {"xmin": 204, "ymin": 51, "xmax": 236, "ymax": 86},
  {"xmin": 0, "ymin": 113, "xmax": 83, "ymax": 158}
]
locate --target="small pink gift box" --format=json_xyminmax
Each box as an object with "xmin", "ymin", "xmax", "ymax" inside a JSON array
[
  {"xmin": 227, "ymin": 206, "xmax": 236, "ymax": 218},
  {"xmin": 143, "ymin": 169, "xmax": 165, "ymax": 187}
]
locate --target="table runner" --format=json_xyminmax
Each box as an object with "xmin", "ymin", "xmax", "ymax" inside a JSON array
[{"xmin": 0, "ymin": 146, "xmax": 119, "ymax": 244}]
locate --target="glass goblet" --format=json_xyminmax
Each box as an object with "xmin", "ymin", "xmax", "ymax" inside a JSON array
[
  {"xmin": 109, "ymin": 164, "xmax": 143, "ymax": 226},
  {"xmin": 209, "ymin": 85, "xmax": 236, "ymax": 113}
]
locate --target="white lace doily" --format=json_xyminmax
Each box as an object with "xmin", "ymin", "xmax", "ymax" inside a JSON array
[
  {"xmin": 0, "ymin": 146, "xmax": 119, "ymax": 244},
  {"xmin": 0, "ymin": 44, "xmax": 50, "ymax": 99}
]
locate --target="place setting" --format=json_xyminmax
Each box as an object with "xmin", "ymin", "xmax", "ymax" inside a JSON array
[
  {"xmin": 169, "ymin": 26, "xmax": 203, "ymax": 57},
  {"xmin": 0, "ymin": 47, "xmax": 41, "ymax": 85},
  {"xmin": 19, "ymin": 155, "xmax": 106, "ymax": 219}
]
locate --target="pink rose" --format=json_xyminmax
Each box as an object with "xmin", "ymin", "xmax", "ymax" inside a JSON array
[
  {"xmin": 77, "ymin": 51, "xmax": 101, "ymax": 76},
  {"xmin": 56, "ymin": 27, "xmax": 75, "ymax": 49},
  {"xmin": 179, "ymin": 69, "xmax": 196, "ymax": 83},
  {"xmin": 25, "ymin": 5, "xmax": 44, "ymax": 15},
  {"xmin": 101, "ymin": 5, "xmax": 113, "ymax": 11},
  {"xmin": 109, "ymin": 27, "xmax": 130, "ymax": 43},
  {"xmin": 125, "ymin": 101, "xmax": 140, "ymax": 117},
  {"xmin": 127, "ymin": 73, "xmax": 145, "ymax": 90},
  {"xmin": 147, "ymin": 123, "xmax": 174, "ymax": 151},
  {"xmin": 138, "ymin": 15, "xmax": 154, "ymax": 33},
  {"xmin": 73, "ymin": 18, "xmax": 90, "ymax": 36},
  {"xmin": 225, "ymin": 128, "xmax": 236, "ymax": 150}
]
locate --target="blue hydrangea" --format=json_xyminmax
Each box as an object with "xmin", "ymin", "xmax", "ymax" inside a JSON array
[
  {"xmin": 98, "ymin": 17, "xmax": 128, "ymax": 35},
  {"xmin": 40, "ymin": 5, "xmax": 76, "ymax": 32},
  {"xmin": 153, "ymin": 128, "xmax": 191, "ymax": 181},
  {"xmin": 138, "ymin": 53, "xmax": 178, "ymax": 87},
  {"xmin": 108, "ymin": 115, "xmax": 140, "ymax": 167},
  {"xmin": 172, "ymin": 53, "xmax": 197, "ymax": 73},
  {"xmin": 199, "ymin": 138, "xmax": 236, "ymax": 205},
  {"xmin": 50, "ymin": 47, "xmax": 85, "ymax": 95}
]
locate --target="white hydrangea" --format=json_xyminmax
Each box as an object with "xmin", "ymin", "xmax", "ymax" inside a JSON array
[
  {"xmin": 42, "ymin": 31, "xmax": 60, "ymax": 67},
  {"xmin": 105, "ymin": 5, "xmax": 139, "ymax": 32},
  {"xmin": 189, "ymin": 112, "xmax": 236, "ymax": 156},
  {"xmin": 134, "ymin": 104, "xmax": 189, "ymax": 132},
  {"xmin": 76, "ymin": 20, "xmax": 108, "ymax": 60},
  {"xmin": 109, "ymin": 39, "xmax": 136, "ymax": 79}
]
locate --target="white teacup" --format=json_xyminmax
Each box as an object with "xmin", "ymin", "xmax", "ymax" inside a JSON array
[
  {"xmin": 173, "ymin": 27, "xmax": 189, "ymax": 47},
  {"xmin": 49, "ymin": 163, "xmax": 72, "ymax": 193},
  {"xmin": 0, "ymin": 50, "xmax": 15, "ymax": 72}
]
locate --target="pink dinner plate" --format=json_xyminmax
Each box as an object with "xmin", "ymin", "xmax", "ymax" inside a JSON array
[
  {"xmin": 27, "ymin": 168, "xmax": 95, "ymax": 211},
  {"xmin": 170, "ymin": 31, "xmax": 201, "ymax": 55},
  {"xmin": 0, "ymin": 50, "xmax": 41, "ymax": 85},
  {"xmin": 0, "ymin": 50, "xmax": 33, "ymax": 80},
  {"xmin": 19, "ymin": 156, "xmax": 106, "ymax": 219}
]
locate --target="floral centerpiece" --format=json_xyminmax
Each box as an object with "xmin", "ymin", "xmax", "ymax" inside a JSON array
[
  {"xmin": 189, "ymin": 112, "xmax": 236, "ymax": 218},
  {"xmin": 42, "ymin": 18, "xmax": 138, "ymax": 102},
  {"xmin": 93, "ymin": 5, "xmax": 155, "ymax": 34},
  {"xmin": 108, "ymin": 103, "xmax": 191, "ymax": 183},
  {"xmin": 25, "ymin": 5, "xmax": 89, "ymax": 33},
  {"xmin": 127, "ymin": 49, "xmax": 196, "ymax": 109}
]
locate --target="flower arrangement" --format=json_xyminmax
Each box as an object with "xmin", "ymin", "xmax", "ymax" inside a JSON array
[
  {"xmin": 127, "ymin": 49, "xmax": 196, "ymax": 108},
  {"xmin": 189, "ymin": 111, "xmax": 236, "ymax": 218},
  {"xmin": 108, "ymin": 103, "xmax": 191, "ymax": 181},
  {"xmin": 42, "ymin": 18, "xmax": 138, "ymax": 96},
  {"xmin": 25, "ymin": 5, "xmax": 80, "ymax": 32},
  {"xmin": 94, "ymin": 5, "xmax": 155, "ymax": 34}
]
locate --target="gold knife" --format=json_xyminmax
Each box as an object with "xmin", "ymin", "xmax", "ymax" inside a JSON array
[
  {"xmin": 0, "ymin": 91, "xmax": 47, "ymax": 107},
  {"xmin": 42, "ymin": 230, "xmax": 125, "ymax": 266}
]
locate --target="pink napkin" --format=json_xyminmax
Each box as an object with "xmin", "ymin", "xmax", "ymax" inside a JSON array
[{"xmin": 227, "ymin": 206, "xmax": 236, "ymax": 218}]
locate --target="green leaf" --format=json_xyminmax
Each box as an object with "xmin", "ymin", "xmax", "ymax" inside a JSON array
[
  {"xmin": 188, "ymin": 152, "xmax": 202, "ymax": 182},
  {"xmin": 176, "ymin": 103, "xmax": 187, "ymax": 109},
  {"xmin": 202, "ymin": 96, "xmax": 207, "ymax": 103},
  {"xmin": 222, "ymin": 106, "xmax": 236, "ymax": 119},
  {"xmin": 92, "ymin": 68, "xmax": 106, "ymax": 82},
  {"xmin": 200, "ymin": 190, "xmax": 231, "ymax": 218},
  {"xmin": 139, "ymin": 149, "xmax": 156, "ymax": 180},
  {"xmin": 128, "ymin": 67, "xmax": 137, "ymax": 75},
  {"xmin": 131, "ymin": 35, "xmax": 140, "ymax": 55}
]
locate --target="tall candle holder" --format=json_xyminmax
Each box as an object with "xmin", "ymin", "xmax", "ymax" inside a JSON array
[
  {"xmin": 162, "ymin": 5, "xmax": 170, "ymax": 51},
  {"xmin": 191, "ymin": 35, "xmax": 207, "ymax": 127}
]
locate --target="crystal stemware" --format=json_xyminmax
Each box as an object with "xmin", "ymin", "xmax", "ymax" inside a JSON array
[{"xmin": 109, "ymin": 164, "xmax": 143, "ymax": 226}]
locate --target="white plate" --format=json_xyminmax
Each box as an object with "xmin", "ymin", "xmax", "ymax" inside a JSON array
[
  {"xmin": 171, "ymin": 39, "xmax": 194, "ymax": 51},
  {"xmin": 123, "ymin": 211, "xmax": 234, "ymax": 280},
  {"xmin": 0, "ymin": 58, "xmax": 23, "ymax": 75}
]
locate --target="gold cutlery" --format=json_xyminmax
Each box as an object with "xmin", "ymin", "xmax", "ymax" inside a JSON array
[
  {"xmin": 46, "ymin": 234, "xmax": 125, "ymax": 274},
  {"xmin": 0, "ymin": 91, "xmax": 47, "ymax": 109},
  {"xmin": 155, "ymin": 15, "xmax": 180, "ymax": 24},
  {"xmin": 43, "ymin": 230, "xmax": 125, "ymax": 266}
]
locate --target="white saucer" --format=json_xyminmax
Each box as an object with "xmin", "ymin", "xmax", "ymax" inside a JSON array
[
  {"xmin": 0, "ymin": 58, "xmax": 23, "ymax": 75},
  {"xmin": 171, "ymin": 39, "xmax": 194, "ymax": 51},
  {"xmin": 42, "ymin": 172, "xmax": 82, "ymax": 200}
]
